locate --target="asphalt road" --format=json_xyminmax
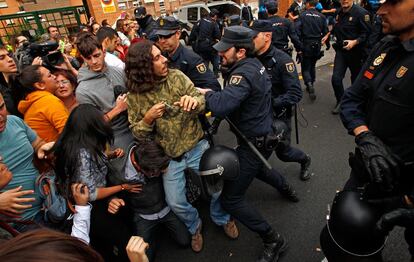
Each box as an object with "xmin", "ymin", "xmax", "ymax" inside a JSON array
[{"xmin": 153, "ymin": 62, "xmax": 411, "ymax": 262}]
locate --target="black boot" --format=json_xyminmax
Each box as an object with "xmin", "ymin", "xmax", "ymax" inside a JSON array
[
  {"xmin": 331, "ymin": 102, "xmax": 341, "ymax": 115},
  {"xmin": 258, "ymin": 230, "xmax": 288, "ymax": 262},
  {"xmin": 306, "ymin": 82, "xmax": 316, "ymax": 101},
  {"xmin": 300, "ymin": 155, "xmax": 312, "ymax": 181},
  {"xmin": 279, "ymin": 183, "xmax": 299, "ymax": 202}
]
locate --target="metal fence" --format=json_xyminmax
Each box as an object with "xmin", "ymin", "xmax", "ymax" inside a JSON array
[{"xmin": 0, "ymin": 6, "xmax": 88, "ymax": 44}]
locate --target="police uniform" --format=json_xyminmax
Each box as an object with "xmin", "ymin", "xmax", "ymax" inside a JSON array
[
  {"xmin": 206, "ymin": 26, "xmax": 288, "ymax": 262},
  {"xmin": 192, "ymin": 13, "xmax": 221, "ymax": 76},
  {"xmin": 340, "ymin": 34, "xmax": 414, "ymax": 257},
  {"xmin": 331, "ymin": 3, "xmax": 372, "ymax": 111},
  {"xmin": 251, "ymin": 20, "xmax": 311, "ymax": 181},
  {"xmin": 153, "ymin": 17, "xmax": 221, "ymax": 92},
  {"xmin": 296, "ymin": 6, "xmax": 328, "ymax": 99},
  {"xmin": 266, "ymin": 1, "xmax": 302, "ymax": 56}
]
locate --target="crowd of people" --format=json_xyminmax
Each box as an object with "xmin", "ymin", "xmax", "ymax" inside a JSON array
[{"xmin": 0, "ymin": 0, "xmax": 412, "ymax": 261}]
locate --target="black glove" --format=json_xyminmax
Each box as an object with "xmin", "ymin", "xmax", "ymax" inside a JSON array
[
  {"xmin": 368, "ymin": 196, "xmax": 407, "ymax": 212},
  {"xmin": 295, "ymin": 52, "xmax": 303, "ymax": 64},
  {"xmin": 355, "ymin": 131, "xmax": 400, "ymax": 191},
  {"xmin": 376, "ymin": 208, "xmax": 414, "ymax": 235}
]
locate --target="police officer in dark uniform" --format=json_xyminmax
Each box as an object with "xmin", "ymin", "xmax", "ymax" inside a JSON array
[
  {"xmin": 325, "ymin": 0, "xmax": 414, "ymax": 260},
  {"xmin": 134, "ymin": 6, "xmax": 157, "ymax": 40},
  {"xmin": 153, "ymin": 16, "xmax": 221, "ymax": 92},
  {"xmin": 250, "ymin": 20, "xmax": 312, "ymax": 181},
  {"xmin": 296, "ymin": 0, "xmax": 329, "ymax": 100},
  {"xmin": 198, "ymin": 26, "xmax": 288, "ymax": 262},
  {"xmin": 191, "ymin": 9, "xmax": 221, "ymax": 78},
  {"xmin": 330, "ymin": 0, "xmax": 372, "ymax": 114},
  {"xmin": 266, "ymin": 1, "xmax": 303, "ymax": 57}
]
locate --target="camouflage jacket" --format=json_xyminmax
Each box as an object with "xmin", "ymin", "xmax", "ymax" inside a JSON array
[{"xmin": 127, "ymin": 69, "xmax": 205, "ymax": 158}]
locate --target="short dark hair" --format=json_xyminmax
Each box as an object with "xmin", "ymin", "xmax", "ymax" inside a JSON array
[
  {"xmin": 96, "ymin": 27, "xmax": 118, "ymax": 44},
  {"xmin": 76, "ymin": 32, "xmax": 102, "ymax": 58},
  {"xmin": 307, "ymin": 0, "xmax": 318, "ymax": 7},
  {"xmin": 133, "ymin": 140, "xmax": 171, "ymax": 176},
  {"xmin": 125, "ymin": 40, "xmax": 156, "ymax": 93},
  {"xmin": 234, "ymin": 42, "xmax": 255, "ymax": 58},
  {"xmin": 210, "ymin": 8, "xmax": 219, "ymax": 17},
  {"xmin": 47, "ymin": 25, "xmax": 58, "ymax": 34},
  {"xmin": 0, "ymin": 229, "xmax": 104, "ymax": 261},
  {"xmin": 10, "ymin": 65, "xmax": 42, "ymax": 101}
]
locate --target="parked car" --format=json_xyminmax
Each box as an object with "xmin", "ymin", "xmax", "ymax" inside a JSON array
[{"xmin": 173, "ymin": 0, "xmax": 241, "ymax": 45}]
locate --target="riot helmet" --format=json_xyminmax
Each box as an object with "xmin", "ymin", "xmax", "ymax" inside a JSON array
[
  {"xmin": 199, "ymin": 145, "xmax": 240, "ymax": 196},
  {"xmin": 320, "ymin": 191, "xmax": 387, "ymax": 261}
]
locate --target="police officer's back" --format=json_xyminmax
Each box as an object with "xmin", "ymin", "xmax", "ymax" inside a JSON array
[
  {"xmin": 296, "ymin": 0, "xmax": 329, "ymax": 99},
  {"xmin": 266, "ymin": 1, "xmax": 302, "ymax": 56}
]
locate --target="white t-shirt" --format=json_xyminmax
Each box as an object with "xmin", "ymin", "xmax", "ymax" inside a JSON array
[{"xmin": 105, "ymin": 52, "xmax": 125, "ymax": 70}]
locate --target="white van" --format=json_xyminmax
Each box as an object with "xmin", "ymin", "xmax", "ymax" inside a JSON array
[{"xmin": 174, "ymin": 0, "xmax": 241, "ymax": 44}]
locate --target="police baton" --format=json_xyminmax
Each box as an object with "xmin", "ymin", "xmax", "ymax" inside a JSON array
[
  {"xmin": 225, "ymin": 117, "xmax": 272, "ymax": 170},
  {"xmin": 294, "ymin": 104, "xmax": 299, "ymax": 144}
]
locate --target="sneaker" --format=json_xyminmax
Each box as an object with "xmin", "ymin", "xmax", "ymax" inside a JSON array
[
  {"xmin": 300, "ymin": 155, "xmax": 312, "ymax": 181},
  {"xmin": 331, "ymin": 103, "xmax": 341, "ymax": 115},
  {"xmin": 279, "ymin": 184, "xmax": 299, "ymax": 202},
  {"xmin": 223, "ymin": 219, "xmax": 239, "ymax": 239},
  {"xmin": 257, "ymin": 234, "xmax": 288, "ymax": 262},
  {"xmin": 191, "ymin": 220, "xmax": 203, "ymax": 252}
]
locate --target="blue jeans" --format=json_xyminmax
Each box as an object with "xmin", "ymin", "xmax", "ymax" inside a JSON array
[{"xmin": 163, "ymin": 139, "xmax": 230, "ymax": 235}]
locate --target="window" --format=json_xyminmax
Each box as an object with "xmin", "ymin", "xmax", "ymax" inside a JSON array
[
  {"xmin": 187, "ymin": 7, "xmax": 198, "ymax": 23},
  {"xmin": 0, "ymin": 0, "xmax": 7, "ymax": 8}
]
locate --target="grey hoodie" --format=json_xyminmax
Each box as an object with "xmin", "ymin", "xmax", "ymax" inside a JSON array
[{"xmin": 76, "ymin": 64, "xmax": 134, "ymax": 174}]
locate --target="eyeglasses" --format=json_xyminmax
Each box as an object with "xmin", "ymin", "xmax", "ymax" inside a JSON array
[
  {"xmin": 18, "ymin": 39, "xmax": 28, "ymax": 44},
  {"xmin": 58, "ymin": 80, "xmax": 70, "ymax": 85},
  {"xmin": 158, "ymin": 32, "xmax": 176, "ymax": 40}
]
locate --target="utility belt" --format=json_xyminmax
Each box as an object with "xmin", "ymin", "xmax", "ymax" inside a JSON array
[{"xmin": 246, "ymin": 120, "xmax": 288, "ymax": 151}]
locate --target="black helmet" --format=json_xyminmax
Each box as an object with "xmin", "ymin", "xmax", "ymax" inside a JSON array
[
  {"xmin": 320, "ymin": 191, "xmax": 387, "ymax": 260},
  {"xmin": 199, "ymin": 145, "xmax": 240, "ymax": 195}
]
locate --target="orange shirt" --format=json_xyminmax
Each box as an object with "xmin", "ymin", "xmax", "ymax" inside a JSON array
[{"xmin": 18, "ymin": 91, "xmax": 69, "ymax": 142}]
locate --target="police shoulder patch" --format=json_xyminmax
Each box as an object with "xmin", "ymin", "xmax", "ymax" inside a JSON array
[
  {"xmin": 396, "ymin": 66, "xmax": 408, "ymax": 78},
  {"xmin": 364, "ymin": 14, "xmax": 370, "ymax": 22},
  {"xmin": 196, "ymin": 63, "xmax": 206, "ymax": 74},
  {"xmin": 230, "ymin": 75, "xmax": 243, "ymax": 85},
  {"xmin": 285, "ymin": 62, "xmax": 295, "ymax": 73}
]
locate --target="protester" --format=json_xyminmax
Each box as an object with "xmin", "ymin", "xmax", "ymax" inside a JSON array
[
  {"xmin": 0, "ymin": 91, "xmax": 54, "ymax": 231},
  {"xmin": 53, "ymin": 70, "xmax": 78, "ymax": 112},
  {"xmin": 125, "ymin": 40, "xmax": 238, "ymax": 253},
  {"xmin": 13, "ymin": 65, "xmax": 68, "ymax": 143}
]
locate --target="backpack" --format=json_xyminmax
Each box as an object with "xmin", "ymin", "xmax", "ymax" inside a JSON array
[{"xmin": 35, "ymin": 170, "xmax": 68, "ymax": 224}]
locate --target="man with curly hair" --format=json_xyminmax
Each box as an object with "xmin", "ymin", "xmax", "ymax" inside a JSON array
[{"xmin": 125, "ymin": 40, "xmax": 239, "ymax": 253}]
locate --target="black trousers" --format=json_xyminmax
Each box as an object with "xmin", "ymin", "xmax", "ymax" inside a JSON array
[
  {"xmin": 275, "ymin": 118, "xmax": 307, "ymax": 164},
  {"xmin": 133, "ymin": 210, "xmax": 190, "ymax": 261},
  {"xmin": 331, "ymin": 49, "xmax": 364, "ymax": 103},
  {"xmin": 90, "ymin": 199, "xmax": 132, "ymax": 262},
  {"xmin": 220, "ymin": 143, "xmax": 274, "ymax": 236},
  {"xmin": 302, "ymin": 55, "xmax": 318, "ymax": 85}
]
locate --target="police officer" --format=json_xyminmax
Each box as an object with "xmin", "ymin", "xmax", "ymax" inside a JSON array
[
  {"xmin": 296, "ymin": 0, "xmax": 329, "ymax": 100},
  {"xmin": 331, "ymin": 0, "xmax": 414, "ymax": 259},
  {"xmin": 191, "ymin": 9, "xmax": 221, "ymax": 78},
  {"xmin": 153, "ymin": 16, "xmax": 221, "ymax": 92},
  {"xmin": 266, "ymin": 1, "xmax": 303, "ymax": 57},
  {"xmin": 134, "ymin": 6, "xmax": 157, "ymax": 40},
  {"xmin": 198, "ymin": 26, "xmax": 288, "ymax": 262},
  {"xmin": 250, "ymin": 20, "xmax": 312, "ymax": 181},
  {"xmin": 330, "ymin": 0, "xmax": 372, "ymax": 114}
]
